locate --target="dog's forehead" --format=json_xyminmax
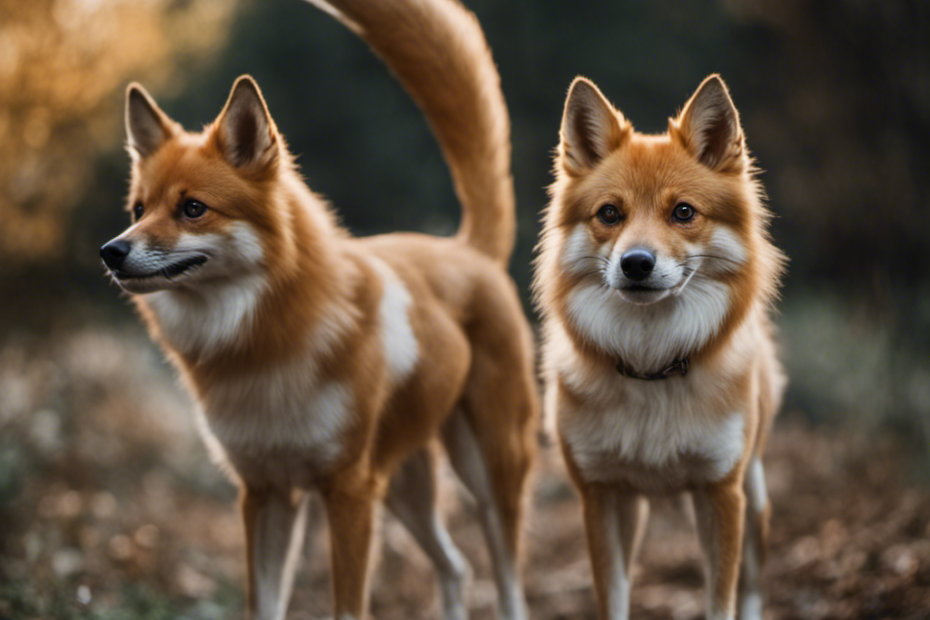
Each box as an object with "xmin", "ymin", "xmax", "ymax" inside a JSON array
[
  {"xmin": 132, "ymin": 136, "xmax": 239, "ymax": 204},
  {"xmin": 609, "ymin": 137, "xmax": 706, "ymax": 196}
]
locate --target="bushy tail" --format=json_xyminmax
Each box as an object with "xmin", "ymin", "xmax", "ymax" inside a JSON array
[{"xmin": 304, "ymin": 0, "xmax": 515, "ymax": 264}]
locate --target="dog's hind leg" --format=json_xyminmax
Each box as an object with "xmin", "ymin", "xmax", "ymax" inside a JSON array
[
  {"xmin": 442, "ymin": 405, "xmax": 533, "ymax": 620},
  {"xmin": 386, "ymin": 448, "xmax": 471, "ymax": 620},
  {"xmin": 738, "ymin": 457, "xmax": 770, "ymax": 620},
  {"xmin": 241, "ymin": 488, "xmax": 310, "ymax": 620}
]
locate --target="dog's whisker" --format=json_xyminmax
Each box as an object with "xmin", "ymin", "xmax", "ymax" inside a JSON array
[{"xmin": 679, "ymin": 254, "xmax": 741, "ymax": 266}]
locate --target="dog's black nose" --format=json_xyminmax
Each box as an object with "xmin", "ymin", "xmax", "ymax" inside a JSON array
[
  {"xmin": 620, "ymin": 248, "xmax": 656, "ymax": 282},
  {"xmin": 100, "ymin": 239, "xmax": 131, "ymax": 270}
]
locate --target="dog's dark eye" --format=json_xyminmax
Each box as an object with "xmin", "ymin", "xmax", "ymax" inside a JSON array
[
  {"xmin": 672, "ymin": 203, "xmax": 696, "ymax": 222},
  {"xmin": 597, "ymin": 204, "xmax": 621, "ymax": 225},
  {"xmin": 133, "ymin": 202, "xmax": 144, "ymax": 220},
  {"xmin": 182, "ymin": 199, "xmax": 207, "ymax": 219}
]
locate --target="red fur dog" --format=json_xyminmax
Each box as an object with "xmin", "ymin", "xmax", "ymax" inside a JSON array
[
  {"xmin": 100, "ymin": 1, "xmax": 537, "ymax": 619},
  {"xmin": 534, "ymin": 75, "xmax": 786, "ymax": 620}
]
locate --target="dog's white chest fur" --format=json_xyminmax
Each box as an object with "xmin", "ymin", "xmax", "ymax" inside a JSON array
[
  {"xmin": 194, "ymin": 357, "xmax": 355, "ymax": 489},
  {"xmin": 202, "ymin": 376, "xmax": 351, "ymax": 457},
  {"xmin": 558, "ymin": 354, "xmax": 746, "ymax": 490}
]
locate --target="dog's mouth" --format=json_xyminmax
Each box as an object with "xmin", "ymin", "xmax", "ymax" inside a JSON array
[
  {"xmin": 614, "ymin": 264, "xmax": 703, "ymax": 306},
  {"xmin": 620, "ymin": 284, "xmax": 663, "ymax": 293},
  {"xmin": 612, "ymin": 281, "xmax": 677, "ymax": 306},
  {"xmin": 113, "ymin": 256, "xmax": 208, "ymax": 281}
]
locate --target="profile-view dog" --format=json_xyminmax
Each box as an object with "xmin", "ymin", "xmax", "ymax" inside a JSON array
[
  {"xmin": 99, "ymin": 1, "xmax": 538, "ymax": 618},
  {"xmin": 534, "ymin": 75, "xmax": 786, "ymax": 620}
]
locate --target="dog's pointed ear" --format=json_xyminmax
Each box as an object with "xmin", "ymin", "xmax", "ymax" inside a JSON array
[
  {"xmin": 126, "ymin": 83, "xmax": 177, "ymax": 160},
  {"xmin": 672, "ymin": 75, "xmax": 745, "ymax": 173},
  {"xmin": 213, "ymin": 76, "xmax": 279, "ymax": 170},
  {"xmin": 559, "ymin": 77, "xmax": 627, "ymax": 176}
]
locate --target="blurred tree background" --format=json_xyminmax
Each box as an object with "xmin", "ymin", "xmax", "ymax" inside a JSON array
[{"xmin": 1, "ymin": 0, "xmax": 929, "ymax": 618}]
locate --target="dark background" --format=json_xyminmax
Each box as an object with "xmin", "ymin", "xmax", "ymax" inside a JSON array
[{"xmin": 1, "ymin": 0, "xmax": 928, "ymax": 618}]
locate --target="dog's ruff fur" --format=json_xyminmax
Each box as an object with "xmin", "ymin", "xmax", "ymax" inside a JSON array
[
  {"xmin": 103, "ymin": 1, "xmax": 538, "ymax": 619},
  {"xmin": 534, "ymin": 75, "xmax": 786, "ymax": 620}
]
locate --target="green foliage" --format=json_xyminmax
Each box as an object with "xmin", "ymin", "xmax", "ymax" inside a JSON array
[
  {"xmin": 0, "ymin": 581, "xmax": 242, "ymax": 620},
  {"xmin": 0, "ymin": 443, "xmax": 25, "ymax": 511}
]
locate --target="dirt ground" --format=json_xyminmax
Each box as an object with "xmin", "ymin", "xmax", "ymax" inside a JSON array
[
  {"xmin": 366, "ymin": 424, "xmax": 930, "ymax": 620},
  {"xmin": 1, "ymin": 328, "xmax": 929, "ymax": 619}
]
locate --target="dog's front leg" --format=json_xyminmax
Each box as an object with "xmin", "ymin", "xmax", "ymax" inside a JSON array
[
  {"xmin": 692, "ymin": 480, "xmax": 746, "ymax": 620},
  {"xmin": 580, "ymin": 484, "xmax": 646, "ymax": 620},
  {"xmin": 241, "ymin": 488, "xmax": 310, "ymax": 620},
  {"xmin": 322, "ymin": 480, "xmax": 379, "ymax": 620}
]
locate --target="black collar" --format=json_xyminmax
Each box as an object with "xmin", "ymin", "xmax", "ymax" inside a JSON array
[{"xmin": 616, "ymin": 357, "xmax": 690, "ymax": 381}]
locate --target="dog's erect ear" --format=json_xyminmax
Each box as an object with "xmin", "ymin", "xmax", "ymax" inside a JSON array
[
  {"xmin": 672, "ymin": 75, "xmax": 745, "ymax": 173},
  {"xmin": 126, "ymin": 84, "xmax": 176, "ymax": 160},
  {"xmin": 214, "ymin": 76, "xmax": 278, "ymax": 170},
  {"xmin": 559, "ymin": 77, "xmax": 627, "ymax": 176}
]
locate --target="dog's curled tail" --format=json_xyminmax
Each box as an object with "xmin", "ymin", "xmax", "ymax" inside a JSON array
[{"xmin": 305, "ymin": 0, "xmax": 515, "ymax": 264}]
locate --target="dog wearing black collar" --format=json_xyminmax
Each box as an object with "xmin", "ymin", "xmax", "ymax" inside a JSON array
[{"xmin": 533, "ymin": 74, "xmax": 786, "ymax": 620}]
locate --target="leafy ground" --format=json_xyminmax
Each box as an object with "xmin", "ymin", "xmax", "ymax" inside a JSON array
[{"xmin": 1, "ymin": 327, "xmax": 928, "ymax": 619}]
